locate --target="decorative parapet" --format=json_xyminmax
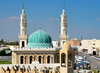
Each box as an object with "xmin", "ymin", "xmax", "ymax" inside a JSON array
[
  {"xmin": 10, "ymin": 46, "xmax": 56, "ymax": 51},
  {"xmin": 0, "ymin": 64, "xmax": 60, "ymax": 73}
]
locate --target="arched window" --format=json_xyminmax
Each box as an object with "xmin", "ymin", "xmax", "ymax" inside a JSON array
[
  {"xmin": 61, "ymin": 53, "xmax": 66, "ymax": 67},
  {"xmin": 57, "ymin": 54, "xmax": 59, "ymax": 63},
  {"xmin": 22, "ymin": 41, "xmax": 25, "ymax": 48},
  {"xmin": 47, "ymin": 56, "xmax": 50, "ymax": 63},
  {"xmin": 38, "ymin": 56, "xmax": 41, "ymax": 63},
  {"xmin": 68, "ymin": 54, "xmax": 72, "ymax": 67},
  {"xmin": 20, "ymin": 56, "xmax": 24, "ymax": 64},
  {"xmin": 29, "ymin": 56, "xmax": 33, "ymax": 64}
]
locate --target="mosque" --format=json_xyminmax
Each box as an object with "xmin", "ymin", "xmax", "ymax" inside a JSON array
[
  {"xmin": 0, "ymin": 2, "xmax": 78, "ymax": 73},
  {"xmin": 10, "ymin": 4, "xmax": 70, "ymax": 65},
  {"xmin": 0, "ymin": 1, "xmax": 93, "ymax": 73}
]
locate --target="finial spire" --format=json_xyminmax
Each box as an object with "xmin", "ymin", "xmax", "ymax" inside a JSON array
[
  {"xmin": 23, "ymin": 1, "xmax": 24, "ymax": 10},
  {"xmin": 22, "ymin": 0, "xmax": 25, "ymax": 14},
  {"xmin": 63, "ymin": 3, "xmax": 66, "ymax": 14}
]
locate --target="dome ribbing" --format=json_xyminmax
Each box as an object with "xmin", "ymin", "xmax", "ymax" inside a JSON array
[{"xmin": 27, "ymin": 30, "xmax": 53, "ymax": 48}]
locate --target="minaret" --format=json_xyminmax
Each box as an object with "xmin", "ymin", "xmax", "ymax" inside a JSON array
[
  {"xmin": 60, "ymin": 6, "xmax": 68, "ymax": 47},
  {"xmin": 19, "ymin": 2, "xmax": 28, "ymax": 48}
]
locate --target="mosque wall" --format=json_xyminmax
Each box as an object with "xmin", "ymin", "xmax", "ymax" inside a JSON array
[{"xmin": 12, "ymin": 51, "xmax": 59, "ymax": 64}]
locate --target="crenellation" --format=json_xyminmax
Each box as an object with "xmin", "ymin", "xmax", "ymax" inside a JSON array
[
  {"xmin": 0, "ymin": 67, "xmax": 6, "ymax": 73},
  {"xmin": 10, "ymin": 66, "xmax": 16, "ymax": 73},
  {"xmin": 17, "ymin": 68, "xmax": 23, "ymax": 73},
  {"xmin": 24, "ymin": 69, "xmax": 29, "ymax": 73},
  {"xmin": 6, "ymin": 66, "xmax": 10, "ymax": 73},
  {"xmin": 27, "ymin": 66, "xmax": 31, "ymax": 71},
  {"xmin": 1, "ymin": 64, "xmax": 88, "ymax": 73}
]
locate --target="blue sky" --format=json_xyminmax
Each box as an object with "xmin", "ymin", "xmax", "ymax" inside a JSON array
[{"xmin": 0, "ymin": 0, "xmax": 100, "ymax": 41}]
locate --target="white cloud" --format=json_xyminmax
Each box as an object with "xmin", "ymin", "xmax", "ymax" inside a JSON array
[
  {"xmin": 0, "ymin": 16, "xmax": 19, "ymax": 21},
  {"xmin": 8, "ymin": 16, "xmax": 19, "ymax": 20},
  {"xmin": 5, "ymin": 16, "xmax": 19, "ymax": 21},
  {"xmin": 0, "ymin": 16, "xmax": 19, "ymax": 25}
]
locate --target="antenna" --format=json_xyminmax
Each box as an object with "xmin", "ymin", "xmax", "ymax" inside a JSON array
[{"xmin": 81, "ymin": 36, "xmax": 83, "ymax": 40}]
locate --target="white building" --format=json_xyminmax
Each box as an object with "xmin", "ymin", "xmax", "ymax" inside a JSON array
[
  {"xmin": 81, "ymin": 40, "xmax": 96, "ymax": 55},
  {"xmin": 92, "ymin": 40, "xmax": 100, "ymax": 56}
]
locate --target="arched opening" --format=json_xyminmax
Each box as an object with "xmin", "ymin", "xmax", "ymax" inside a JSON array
[
  {"xmin": 38, "ymin": 56, "xmax": 41, "ymax": 63},
  {"xmin": 68, "ymin": 54, "xmax": 72, "ymax": 67},
  {"xmin": 20, "ymin": 56, "xmax": 24, "ymax": 64},
  {"xmin": 25, "ymin": 56, "xmax": 28, "ymax": 64},
  {"xmin": 22, "ymin": 41, "xmax": 25, "ymax": 48},
  {"xmin": 29, "ymin": 56, "xmax": 33, "ymax": 64},
  {"xmin": 47, "ymin": 56, "xmax": 50, "ymax": 63},
  {"xmin": 57, "ymin": 54, "xmax": 59, "ymax": 63},
  {"xmin": 61, "ymin": 53, "xmax": 66, "ymax": 67}
]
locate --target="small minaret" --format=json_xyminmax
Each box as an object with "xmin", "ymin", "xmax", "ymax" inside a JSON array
[
  {"xmin": 60, "ymin": 42, "xmax": 75, "ymax": 73},
  {"xmin": 19, "ymin": 2, "xmax": 28, "ymax": 48},
  {"xmin": 60, "ymin": 6, "xmax": 68, "ymax": 47}
]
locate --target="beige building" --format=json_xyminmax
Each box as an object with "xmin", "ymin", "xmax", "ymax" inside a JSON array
[
  {"xmin": 92, "ymin": 40, "xmax": 100, "ymax": 56},
  {"xmin": 68, "ymin": 38, "xmax": 81, "ymax": 47},
  {"xmin": 1, "ymin": 42, "xmax": 75, "ymax": 73},
  {"xmin": 81, "ymin": 40, "xmax": 96, "ymax": 55}
]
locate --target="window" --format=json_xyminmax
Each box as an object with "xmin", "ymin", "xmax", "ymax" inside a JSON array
[
  {"xmin": 20, "ymin": 56, "xmax": 24, "ymax": 64},
  {"xmin": 57, "ymin": 54, "xmax": 59, "ymax": 63},
  {"xmin": 61, "ymin": 53, "xmax": 66, "ymax": 67},
  {"xmin": 22, "ymin": 41, "xmax": 25, "ymax": 48},
  {"xmin": 47, "ymin": 56, "xmax": 50, "ymax": 63},
  {"xmin": 30, "ymin": 56, "xmax": 33, "ymax": 64},
  {"xmin": 68, "ymin": 54, "xmax": 72, "ymax": 67},
  {"xmin": 38, "ymin": 56, "xmax": 41, "ymax": 63}
]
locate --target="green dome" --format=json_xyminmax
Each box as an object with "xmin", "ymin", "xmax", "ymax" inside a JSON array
[{"xmin": 27, "ymin": 30, "xmax": 53, "ymax": 48}]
